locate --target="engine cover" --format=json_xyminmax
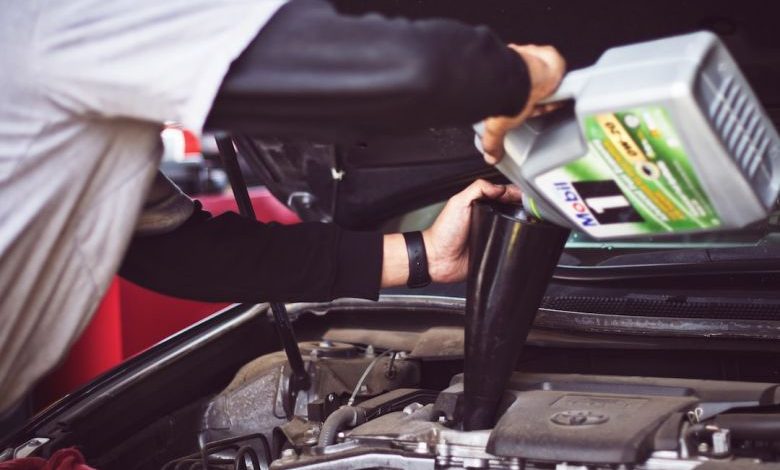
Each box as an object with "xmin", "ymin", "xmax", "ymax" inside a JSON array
[
  {"xmin": 488, "ymin": 389, "xmax": 695, "ymax": 463},
  {"xmin": 273, "ymin": 372, "xmax": 780, "ymax": 469}
]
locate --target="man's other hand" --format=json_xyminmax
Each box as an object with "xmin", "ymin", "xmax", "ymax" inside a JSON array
[
  {"xmin": 481, "ymin": 45, "xmax": 566, "ymax": 164},
  {"xmin": 381, "ymin": 179, "xmax": 522, "ymax": 288}
]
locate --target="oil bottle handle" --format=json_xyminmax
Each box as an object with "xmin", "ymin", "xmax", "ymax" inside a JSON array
[{"xmin": 539, "ymin": 67, "xmax": 592, "ymax": 104}]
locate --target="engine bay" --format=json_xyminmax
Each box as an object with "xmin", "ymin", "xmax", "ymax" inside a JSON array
[
  {"xmin": 162, "ymin": 337, "xmax": 780, "ymax": 470},
  {"xmin": 161, "ymin": 203, "xmax": 780, "ymax": 470}
]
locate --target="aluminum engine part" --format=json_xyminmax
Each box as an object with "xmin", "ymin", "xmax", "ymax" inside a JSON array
[{"xmin": 201, "ymin": 342, "xmax": 420, "ymax": 445}]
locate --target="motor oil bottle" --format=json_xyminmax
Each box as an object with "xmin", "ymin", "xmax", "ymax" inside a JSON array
[{"xmin": 480, "ymin": 31, "xmax": 780, "ymax": 239}]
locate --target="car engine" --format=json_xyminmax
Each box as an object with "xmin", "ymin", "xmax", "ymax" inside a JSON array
[
  {"xmin": 161, "ymin": 337, "xmax": 780, "ymax": 470},
  {"xmin": 162, "ymin": 202, "xmax": 780, "ymax": 470}
]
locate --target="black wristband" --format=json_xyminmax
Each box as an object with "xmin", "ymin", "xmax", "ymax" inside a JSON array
[{"xmin": 403, "ymin": 231, "xmax": 432, "ymax": 288}]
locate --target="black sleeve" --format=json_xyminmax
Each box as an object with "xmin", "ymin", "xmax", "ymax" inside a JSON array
[
  {"xmin": 118, "ymin": 202, "xmax": 383, "ymax": 303},
  {"xmin": 204, "ymin": 0, "xmax": 530, "ymax": 135}
]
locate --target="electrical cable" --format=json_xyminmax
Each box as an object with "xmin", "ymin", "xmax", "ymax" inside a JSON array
[{"xmin": 347, "ymin": 350, "xmax": 395, "ymax": 406}]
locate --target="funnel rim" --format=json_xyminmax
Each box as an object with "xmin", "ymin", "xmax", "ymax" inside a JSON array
[{"xmin": 473, "ymin": 200, "xmax": 562, "ymax": 229}]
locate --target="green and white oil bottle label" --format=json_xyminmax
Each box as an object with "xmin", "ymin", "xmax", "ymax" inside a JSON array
[{"xmin": 535, "ymin": 106, "xmax": 720, "ymax": 238}]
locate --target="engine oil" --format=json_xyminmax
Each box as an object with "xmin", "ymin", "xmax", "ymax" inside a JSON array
[{"xmin": 481, "ymin": 31, "xmax": 780, "ymax": 239}]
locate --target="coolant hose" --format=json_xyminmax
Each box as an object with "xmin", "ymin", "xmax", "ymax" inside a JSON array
[{"xmin": 317, "ymin": 406, "xmax": 367, "ymax": 447}]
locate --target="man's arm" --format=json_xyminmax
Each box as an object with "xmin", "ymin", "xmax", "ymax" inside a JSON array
[
  {"xmin": 204, "ymin": 0, "xmax": 532, "ymax": 135},
  {"xmin": 120, "ymin": 202, "xmax": 383, "ymax": 303},
  {"xmin": 119, "ymin": 180, "xmax": 519, "ymax": 302}
]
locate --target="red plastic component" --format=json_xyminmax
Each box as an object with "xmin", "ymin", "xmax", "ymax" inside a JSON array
[{"xmin": 181, "ymin": 128, "xmax": 201, "ymax": 156}]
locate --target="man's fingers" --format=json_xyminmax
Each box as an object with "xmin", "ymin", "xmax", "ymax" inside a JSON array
[
  {"xmin": 483, "ymin": 153, "xmax": 499, "ymax": 165},
  {"xmin": 469, "ymin": 179, "xmax": 506, "ymax": 201},
  {"xmin": 459, "ymin": 180, "xmax": 523, "ymax": 205},
  {"xmin": 482, "ymin": 116, "xmax": 519, "ymax": 163},
  {"xmin": 481, "ymin": 134, "xmax": 503, "ymax": 164},
  {"xmin": 481, "ymin": 121, "xmax": 507, "ymax": 163},
  {"xmin": 498, "ymin": 184, "xmax": 522, "ymax": 202},
  {"xmin": 457, "ymin": 179, "xmax": 506, "ymax": 205},
  {"xmin": 531, "ymin": 102, "xmax": 564, "ymax": 117}
]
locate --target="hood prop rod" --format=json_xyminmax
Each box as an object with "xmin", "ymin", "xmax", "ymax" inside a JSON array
[{"xmin": 215, "ymin": 134, "xmax": 311, "ymax": 419}]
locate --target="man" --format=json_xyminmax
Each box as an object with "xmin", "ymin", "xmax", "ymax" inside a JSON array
[{"xmin": 0, "ymin": 0, "xmax": 564, "ymax": 412}]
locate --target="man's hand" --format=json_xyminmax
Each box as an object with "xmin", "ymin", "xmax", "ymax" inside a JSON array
[
  {"xmin": 381, "ymin": 179, "xmax": 522, "ymax": 287},
  {"xmin": 481, "ymin": 45, "xmax": 566, "ymax": 164}
]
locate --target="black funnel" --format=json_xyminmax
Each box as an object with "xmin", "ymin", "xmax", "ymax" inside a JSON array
[{"xmin": 462, "ymin": 201, "xmax": 570, "ymax": 431}]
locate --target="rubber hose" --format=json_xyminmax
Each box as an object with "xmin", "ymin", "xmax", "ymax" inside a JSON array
[
  {"xmin": 713, "ymin": 414, "xmax": 780, "ymax": 440},
  {"xmin": 317, "ymin": 406, "xmax": 366, "ymax": 447}
]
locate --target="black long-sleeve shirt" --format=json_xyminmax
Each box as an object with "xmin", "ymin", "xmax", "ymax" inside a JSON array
[
  {"xmin": 120, "ymin": 201, "xmax": 382, "ymax": 303},
  {"xmin": 205, "ymin": 0, "xmax": 530, "ymax": 134},
  {"xmin": 120, "ymin": 0, "xmax": 531, "ymax": 303}
]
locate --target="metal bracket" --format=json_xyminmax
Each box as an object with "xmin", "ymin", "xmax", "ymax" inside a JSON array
[{"xmin": 14, "ymin": 438, "xmax": 50, "ymax": 459}]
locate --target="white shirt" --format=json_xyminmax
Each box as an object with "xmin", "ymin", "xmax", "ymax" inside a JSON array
[{"xmin": 0, "ymin": 0, "xmax": 286, "ymax": 411}]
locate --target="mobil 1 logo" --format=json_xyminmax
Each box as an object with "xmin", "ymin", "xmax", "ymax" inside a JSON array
[{"xmin": 555, "ymin": 180, "xmax": 644, "ymax": 226}]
